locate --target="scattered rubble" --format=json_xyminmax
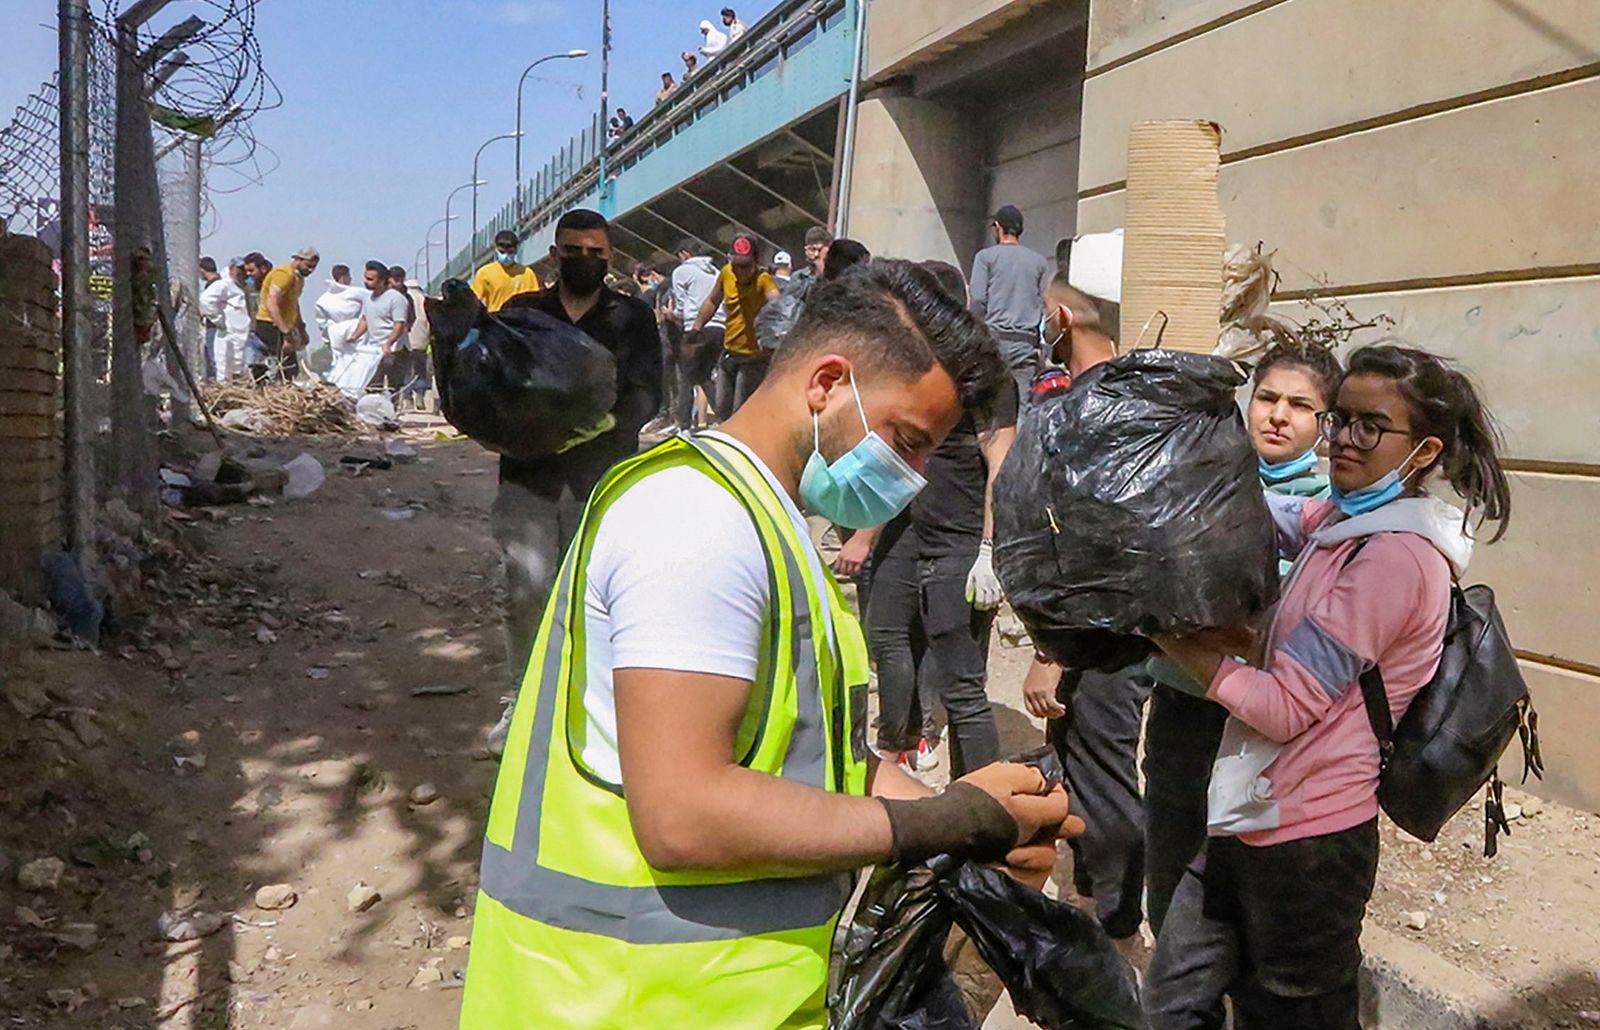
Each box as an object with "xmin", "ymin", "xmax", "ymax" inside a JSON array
[
  {"xmin": 18, "ymin": 856, "xmax": 65, "ymax": 891},
  {"xmin": 346, "ymin": 881, "xmax": 382, "ymax": 913},
  {"xmin": 157, "ymin": 910, "xmax": 228, "ymax": 941},
  {"xmin": 254, "ymin": 883, "xmax": 298, "ymax": 910}
]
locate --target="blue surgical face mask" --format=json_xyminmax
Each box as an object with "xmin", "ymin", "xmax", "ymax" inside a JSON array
[
  {"xmin": 495, "ymin": 251, "xmax": 517, "ymax": 266},
  {"xmin": 1259, "ymin": 448, "xmax": 1318, "ymax": 484},
  {"xmin": 1330, "ymin": 441, "xmax": 1427, "ymax": 516},
  {"xmin": 798, "ymin": 375, "xmax": 927, "ymax": 529}
]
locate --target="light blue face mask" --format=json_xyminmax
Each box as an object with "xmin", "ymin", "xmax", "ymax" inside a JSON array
[
  {"xmin": 798, "ymin": 376, "xmax": 927, "ymax": 529},
  {"xmin": 1330, "ymin": 441, "xmax": 1426, "ymax": 516},
  {"xmin": 1259, "ymin": 448, "xmax": 1318, "ymax": 484},
  {"xmin": 495, "ymin": 251, "xmax": 517, "ymax": 266}
]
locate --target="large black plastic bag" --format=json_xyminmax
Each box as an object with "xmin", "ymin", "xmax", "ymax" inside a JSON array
[
  {"xmin": 426, "ymin": 279, "xmax": 617, "ymax": 459},
  {"xmin": 993, "ymin": 349, "xmax": 1278, "ymax": 671},
  {"xmin": 831, "ymin": 748, "xmax": 1145, "ymax": 1030}
]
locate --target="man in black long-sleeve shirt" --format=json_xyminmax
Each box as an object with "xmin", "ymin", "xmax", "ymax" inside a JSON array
[{"xmin": 487, "ymin": 209, "xmax": 661, "ymax": 755}]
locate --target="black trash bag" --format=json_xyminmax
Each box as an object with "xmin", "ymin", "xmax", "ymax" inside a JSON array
[
  {"xmin": 831, "ymin": 748, "xmax": 1146, "ymax": 1030},
  {"xmin": 993, "ymin": 349, "xmax": 1278, "ymax": 671},
  {"xmin": 426, "ymin": 279, "xmax": 617, "ymax": 459}
]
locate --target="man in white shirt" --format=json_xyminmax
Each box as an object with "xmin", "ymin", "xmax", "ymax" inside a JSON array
[
  {"xmin": 721, "ymin": 6, "xmax": 747, "ymax": 41},
  {"xmin": 461, "ymin": 257, "xmax": 1080, "ymax": 1029},
  {"xmin": 198, "ymin": 256, "xmax": 251, "ymax": 380}
]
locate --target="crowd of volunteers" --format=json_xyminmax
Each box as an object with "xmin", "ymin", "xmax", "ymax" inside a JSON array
[
  {"xmin": 416, "ymin": 198, "xmax": 1511, "ymax": 1030},
  {"xmin": 195, "ymin": 247, "xmax": 433, "ymax": 408}
]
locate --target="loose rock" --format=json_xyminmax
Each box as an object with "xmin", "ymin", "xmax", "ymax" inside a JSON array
[
  {"xmin": 446, "ymin": 935, "xmax": 470, "ymax": 950},
  {"xmin": 49, "ymin": 923, "xmax": 101, "ymax": 951},
  {"xmin": 158, "ymin": 910, "xmax": 228, "ymax": 941},
  {"xmin": 347, "ymin": 881, "xmax": 382, "ymax": 913},
  {"xmin": 254, "ymin": 883, "xmax": 298, "ymax": 910},
  {"xmin": 408, "ymin": 783, "xmax": 441, "ymax": 806},
  {"xmin": 410, "ymin": 957, "xmax": 446, "ymax": 988},
  {"xmin": 18, "ymin": 856, "xmax": 65, "ymax": 891},
  {"xmin": 1401, "ymin": 910, "xmax": 1429, "ymax": 931}
]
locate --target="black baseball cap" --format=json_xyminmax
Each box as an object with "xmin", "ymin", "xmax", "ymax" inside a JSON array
[{"xmin": 992, "ymin": 205, "xmax": 1025, "ymax": 236}]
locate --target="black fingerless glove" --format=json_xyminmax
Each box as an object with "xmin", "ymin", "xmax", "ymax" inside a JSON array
[{"xmin": 878, "ymin": 782, "xmax": 1019, "ymax": 866}]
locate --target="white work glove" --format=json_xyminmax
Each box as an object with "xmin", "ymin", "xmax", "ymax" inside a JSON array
[{"xmin": 964, "ymin": 540, "xmax": 1003, "ymax": 610}]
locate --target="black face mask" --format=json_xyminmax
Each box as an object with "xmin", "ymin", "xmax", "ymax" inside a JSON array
[{"xmin": 559, "ymin": 255, "xmax": 608, "ymax": 295}]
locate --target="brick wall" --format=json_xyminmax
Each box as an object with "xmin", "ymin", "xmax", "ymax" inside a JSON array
[{"xmin": 0, "ymin": 233, "xmax": 63, "ymax": 602}]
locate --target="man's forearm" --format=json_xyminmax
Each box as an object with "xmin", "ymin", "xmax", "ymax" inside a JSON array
[{"xmin": 629, "ymin": 763, "xmax": 894, "ymax": 875}]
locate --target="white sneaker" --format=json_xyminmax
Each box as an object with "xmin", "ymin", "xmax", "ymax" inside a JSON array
[{"xmin": 486, "ymin": 696, "xmax": 516, "ymax": 758}]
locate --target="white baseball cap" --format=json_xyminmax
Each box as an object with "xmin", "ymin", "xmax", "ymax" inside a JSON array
[
  {"xmin": 773, "ymin": 251, "xmax": 792, "ymax": 268},
  {"xmin": 292, "ymin": 245, "xmax": 320, "ymax": 260}
]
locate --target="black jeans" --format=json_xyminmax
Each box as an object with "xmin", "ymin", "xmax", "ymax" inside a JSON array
[
  {"xmin": 1144, "ymin": 819, "xmax": 1381, "ymax": 1030},
  {"xmin": 1143, "ymin": 683, "xmax": 1231, "ymax": 934},
  {"xmin": 658, "ymin": 322, "xmax": 681, "ymax": 420},
  {"xmin": 673, "ymin": 327, "xmax": 722, "ymax": 427},
  {"xmin": 1048, "ymin": 662, "xmax": 1151, "ymax": 940},
  {"xmin": 866, "ymin": 548, "xmax": 998, "ymax": 777},
  {"xmin": 716, "ymin": 349, "xmax": 770, "ymax": 418}
]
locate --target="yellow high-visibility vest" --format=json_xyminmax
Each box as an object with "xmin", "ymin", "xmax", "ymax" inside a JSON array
[{"xmin": 461, "ymin": 433, "xmax": 871, "ymax": 1030}]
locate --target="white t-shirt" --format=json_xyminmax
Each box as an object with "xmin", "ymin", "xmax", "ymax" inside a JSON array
[{"xmin": 577, "ymin": 432, "xmax": 833, "ymax": 784}]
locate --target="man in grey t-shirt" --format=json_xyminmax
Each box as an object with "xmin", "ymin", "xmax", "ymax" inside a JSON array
[
  {"xmin": 350, "ymin": 260, "xmax": 411, "ymax": 399},
  {"xmin": 970, "ymin": 204, "xmax": 1052, "ymax": 401}
]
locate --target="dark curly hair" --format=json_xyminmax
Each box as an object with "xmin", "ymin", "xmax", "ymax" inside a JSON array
[
  {"xmin": 1252, "ymin": 333, "xmax": 1344, "ymax": 409},
  {"xmin": 1346, "ymin": 343, "xmax": 1512, "ymax": 542}
]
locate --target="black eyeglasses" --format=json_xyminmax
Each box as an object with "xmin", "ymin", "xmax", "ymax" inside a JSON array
[{"xmin": 1316, "ymin": 410, "xmax": 1412, "ymax": 452}]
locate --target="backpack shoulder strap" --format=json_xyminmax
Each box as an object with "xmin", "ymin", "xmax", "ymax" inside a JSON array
[{"xmin": 1337, "ymin": 538, "xmax": 1394, "ymax": 768}]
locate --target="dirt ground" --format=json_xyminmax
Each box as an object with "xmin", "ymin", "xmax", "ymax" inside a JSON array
[{"xmin": 2, "ymin": 421, "xmax": 1598, "ymax": 1029}]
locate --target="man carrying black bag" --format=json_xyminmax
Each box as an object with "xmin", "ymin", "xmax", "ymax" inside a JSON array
[{"xmin": 486, "ymin": 209, "xmax": 661, "ymax": 756}]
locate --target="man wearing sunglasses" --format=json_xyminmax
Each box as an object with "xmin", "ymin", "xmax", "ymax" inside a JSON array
[{"xmin": 471, "ymin": 230, "xmax": 542, "ymax": 313}]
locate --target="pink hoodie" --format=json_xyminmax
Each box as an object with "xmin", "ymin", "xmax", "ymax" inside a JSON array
[{"xmin": 1206, "ymin": 495, "xmax": 1472, "ymax": 847}]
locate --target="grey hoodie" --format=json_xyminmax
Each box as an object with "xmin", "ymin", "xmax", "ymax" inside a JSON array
[{"xmin": 672, "ymin": 255, "xmax": 725, "ymax": 331}]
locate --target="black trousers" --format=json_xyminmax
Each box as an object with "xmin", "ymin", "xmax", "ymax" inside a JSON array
[
  {"xmin": 866, "ymin": 549, "xmax": 998, "ymax": 777},
  {"xmin": 1143, "ymin": 683, "xmax": 1231, "ymax": 934},
  {"xmin": 1144, "ymin": 819, "xmax": 1381, "ymax": 1030},
  {"xmin": 673, "ymin": 327, "xmax": 722, "ymax": 427},
  {"xmin": 1048, "ymin": 661, "xmax": 1151, "ymax": 940},
  {"xmin": 716, "ymin": 349, "xmax": 770, "ymax": 418}
]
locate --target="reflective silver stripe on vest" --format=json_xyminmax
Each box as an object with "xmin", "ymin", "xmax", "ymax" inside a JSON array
[
  {"xmin": 479, "ymin": 439, "xmax": 846, "ymax": 944},
  {"xmin": 686, "ymin": 435, "xmax": 828, "ymax": 789}
]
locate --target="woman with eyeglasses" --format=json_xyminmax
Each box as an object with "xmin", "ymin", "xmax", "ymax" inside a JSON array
[{"xmin": 1142, "ymin": 343, "xmax": 1512, "ymax": 1029}]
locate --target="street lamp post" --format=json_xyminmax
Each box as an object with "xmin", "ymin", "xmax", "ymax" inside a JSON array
[
  {"xmin": 444, "ymin": 181, "xmax": 486, "ymax": 281},
  {"xmin": 516, "ymin": 48, "xmax": 589, "ymax": 220},
  {"xmin": 473, "ymin": 132, "xmax": 523, "ymax": 252},
  {"xmin": 422, "ymin": 214, "xmax": 456, "ymax": 286}
]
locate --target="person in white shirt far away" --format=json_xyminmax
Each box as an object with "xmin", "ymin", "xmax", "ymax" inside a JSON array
[
  {"xmin": 349, "ymin": 260, "xmax": 411, "ymax": 402},
  {"xmin": 721, "ymin": 6, "xmax": 747, "ymax": 41},
  {"xmin": 699, "ymin": 18, "xmax": 728, "ymax": 57},
  {"xmin": 198, "ymin": 256, "xmax": 252, "ymax": 380}
]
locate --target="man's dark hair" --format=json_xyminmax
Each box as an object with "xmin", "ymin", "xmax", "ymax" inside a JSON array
[
  {"xmin": 823, "ymin": 238, "xmax": 870, "ymax": 281},
  {"xmin": 918, "ymin": 260, "xmax": 967, "ymax": 305},
  {"xmin": 675, "ymin": 237, "xmax": 701, "ymax": 257},
  {"xmin": 494, "ymin": 229, "xmax": 519, "ymax": 249},
  {"xmin": 804, "ymin": 225, "xmax": 833, "ymax": 247},
  {"xmin": 365, "ymin": 260, "xmax": 389, "ymax": 279},
  {"xmin": 243, "ymin": 251, "xmax": 268, "ymax": 269},
  {"xmin": 722, "ymin": 7, "xmax": 736, "ymax": 18},
  {"xmin": 992, "ymin": 204, "xmax": 1025, "ymax": 237},
  {"xmin": 774, "ymin": 259, "xmax": 1004, "ymax": 411},
  {"xmin": 634, "ymin": 262, "xmax": 655, "ymax": 278},
  {"xmin": 331, "ymin": 263, "xmax": 350, "ymax": 281},
  {"xmin": 198, "ymin": 256, "xmax": 217, "ymax": 274},
  {"xmin": 556, "ymin": 208, "xmax": 610, "ymax": 240},
  {"xmin": 388, "ymin": 265, "xmax": 407, "ymax": 280}
]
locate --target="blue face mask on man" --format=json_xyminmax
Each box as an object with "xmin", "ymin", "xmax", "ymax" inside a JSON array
[
  {"xmin": 495, "ymin": 251, "xmax": 517, "ymax": 266},
  {"xmin": 798, "ymin": 375, "xmax": 927, "ymax": 529},
  {"xmin": 1330, "ymin": 440, "xmax": 1427, "ymax": 516},
  {"xmin": 1258, "ymin": 448, "xmax": 1318, "ymax": 484}
]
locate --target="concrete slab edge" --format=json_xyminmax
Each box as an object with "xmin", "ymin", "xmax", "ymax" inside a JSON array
[{"xmin": 1360, "ymin": 924, "xmax": 1537, "ymax": 1029}]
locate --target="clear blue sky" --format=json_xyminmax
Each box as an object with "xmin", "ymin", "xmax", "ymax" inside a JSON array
[{"xmin": 0, "ymin": 0, "xmax": 776, "ymax": 278}]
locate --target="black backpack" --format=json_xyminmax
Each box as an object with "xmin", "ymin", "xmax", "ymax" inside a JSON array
[{"xmin": 1351, "ymin": 541, "xmax": 1544, "ymax": 856}]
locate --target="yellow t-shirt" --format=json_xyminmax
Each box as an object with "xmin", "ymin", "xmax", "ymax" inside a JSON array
[
  {"xmin": 471, "ymin": 261, "xmax": 542, "ymax": 313},
  {"xmin": 256, "ymin": 264, "xmax": 304, "ymax": 326},
  {"xmin": 718, "ymin": 265, "xmax": 777, "ymax": 356}
]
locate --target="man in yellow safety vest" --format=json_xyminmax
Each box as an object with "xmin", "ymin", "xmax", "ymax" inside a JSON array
[{"xmin": 461, "ymin": 259, "xmax": 1079, "ymax": 1030}]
